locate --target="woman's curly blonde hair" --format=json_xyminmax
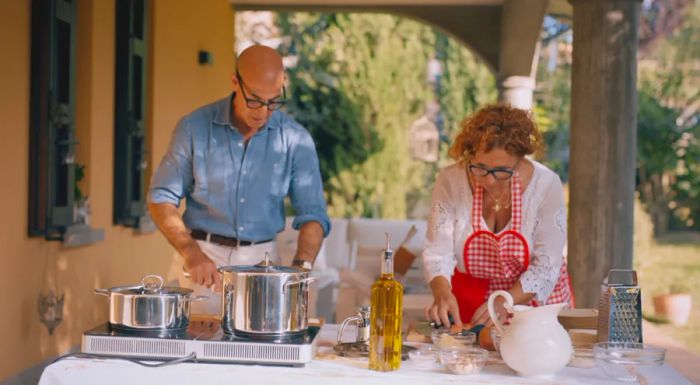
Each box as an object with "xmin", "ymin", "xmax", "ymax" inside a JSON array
[{"xmin": 448, "ymin": 104, "xmax": 544, "ymax": 162}]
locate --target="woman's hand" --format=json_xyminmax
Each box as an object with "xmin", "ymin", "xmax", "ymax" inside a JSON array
[
  {"xmin": 426, "ymin": 276, "xmax": 463, "ymax": 328},
  {"xmin": 471, "ymin": 296, "xmax": 510, "ymax": 327}
]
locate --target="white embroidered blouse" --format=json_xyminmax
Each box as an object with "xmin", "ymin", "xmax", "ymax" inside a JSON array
[{"xmin": 422, "ymin": 160, "xmax": 567, "ymax": 302}]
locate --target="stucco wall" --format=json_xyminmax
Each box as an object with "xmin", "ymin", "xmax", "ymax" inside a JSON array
[{"xmin": 0, "ymin": 0, "xmax": 234, "ymax": 379}]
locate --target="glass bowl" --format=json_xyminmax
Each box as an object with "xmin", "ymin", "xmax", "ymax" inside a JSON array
[
  {"xmin": 434, "ymin": 329, "xmax": 477, "ymax": 350},
  {"xmin": 430, "ymin": 327, "xmax": 451, "ymax": 345},
  {"xmin": 439, "ymin": 346, "xmax": 488, "ymax": 375},
  {"xmin": 407, "ymin": 345, "xmax": 440, "ymax": 369},
  {"xmin": 593, "ymin": 342, "xmax": 666, "ymax": 382}
]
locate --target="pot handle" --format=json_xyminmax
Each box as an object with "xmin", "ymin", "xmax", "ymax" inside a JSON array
[
  {"xmin": 94, "ymin": 288, "xmax": 110, "ymax": 296},
  {"xmin": 487, "ymin": 290, "xmax": 514, "ymax": 335},
  {"xmin": 284, "ymin": 277, "xmax": 315, "ymax": 292},
  {"xmin": 141, "ymin": 274, "xmax": 164, "ymax": 292},
  {"xmin": 190, "ymin": 295, "xmax": 209, "ymax": 301},
  {"xmin": 336, "ymin": 315, "xmax": 361, "ymax": 344}
]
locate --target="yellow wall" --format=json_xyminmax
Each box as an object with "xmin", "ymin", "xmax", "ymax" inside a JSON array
[{"xmin": 0, "ymin": 0, "xmax": 234, "ymax": 379}]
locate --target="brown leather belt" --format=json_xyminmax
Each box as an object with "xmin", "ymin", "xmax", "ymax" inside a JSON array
[{"xmin": 190, "ymin": 229, "xmax": 273, "ymax": 247}]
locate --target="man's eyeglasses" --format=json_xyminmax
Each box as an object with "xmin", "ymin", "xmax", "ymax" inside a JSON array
[
  {"xmin": 468, "ymin": 160, "xmax": 520, "ymax": 180},
  {"xmin": 236, "ymin": 70, "xmax": 287, "ymax": 111}
]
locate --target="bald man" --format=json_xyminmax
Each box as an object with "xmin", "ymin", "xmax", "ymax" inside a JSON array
[{"xmin": 148, "ymin": 45, "xmax": 330, "ymax": 314}]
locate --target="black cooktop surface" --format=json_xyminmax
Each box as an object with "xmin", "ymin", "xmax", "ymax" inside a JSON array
[{"xmin": 85, "ymin": 321, "xmax": 320, "ymax": 345}]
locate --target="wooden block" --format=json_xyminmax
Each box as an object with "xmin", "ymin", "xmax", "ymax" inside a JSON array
[
  {"xmin": 394, "ymin": 246, "xmax": 417, "ymax": 276},
  {"xmin": 406, "ymin": 330, "xmax": 431, "ymax": 343},
  {"xmin": 308, "ymin": 317, "xmax": 326, "ymax": 327},
  {"xmin": 569, "ymin": 329, "xmax": 598, "ymax": 347},
  {"xmin": 558, "ymin": 308, "xmax": 598, "ymax": 330}
]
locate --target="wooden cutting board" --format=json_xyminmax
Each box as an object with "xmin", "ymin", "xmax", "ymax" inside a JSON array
[{"xmin": 558, "ymin": 308, "xmax": 598, "ymax": 330}]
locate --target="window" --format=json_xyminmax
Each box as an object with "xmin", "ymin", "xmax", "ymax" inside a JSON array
[
  {"xmin": 29, "ymin": 0, "xmax": 78, "ymax": 239},
  {"xmin": 114, "ymin": 0, "xmax": 153, "ymax": 231}
]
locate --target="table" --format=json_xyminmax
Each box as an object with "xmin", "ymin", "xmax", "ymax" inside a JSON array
[{"xmin": 39, "ymin": 325, "xmax": 692, "ymax": 385}]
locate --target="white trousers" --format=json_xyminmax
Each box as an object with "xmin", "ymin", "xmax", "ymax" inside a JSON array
[{"xmin": 177, "ymin": 240, "xmax": 279, "ymax": 315}]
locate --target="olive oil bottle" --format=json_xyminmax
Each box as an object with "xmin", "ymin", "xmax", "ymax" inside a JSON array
[{"xmin": 368, "ymin": 233, "xmax": 403, "ymax": 371}]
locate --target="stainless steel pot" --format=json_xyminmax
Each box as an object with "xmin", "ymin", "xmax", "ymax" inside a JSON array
[
  {"xmin": 218, "ymin": 256, "xmax": 313, "ymax": 338},
  {"xmin": 95, "ymin": 275, "xmax": 204, "ymax": 331}
]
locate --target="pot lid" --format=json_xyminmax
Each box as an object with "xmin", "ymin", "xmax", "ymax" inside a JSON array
[
  {"xmin": 105, "ymin": 274, "xmax": 193, "ymax": 296},
  {"xmin": 219, "ymin": 253, "xmax": 303, "ymax": 274},
  {"xmin": 219, "ymin": 265, "xmax": 301, "ymax": 274}
]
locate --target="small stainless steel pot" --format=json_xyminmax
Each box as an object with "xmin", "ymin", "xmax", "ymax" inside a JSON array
[
  {"xmin": 218, "ymin": 256, "xmax": 313, "ymax": 338},
  {"xmin": 95, "ymin": 275, "xmax": 204, "ymax": 331}
]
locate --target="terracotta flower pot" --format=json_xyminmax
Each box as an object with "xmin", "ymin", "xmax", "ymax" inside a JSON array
[{"xmin": 653, "ymin": 293, "xmax": 692, "ymax": 327}]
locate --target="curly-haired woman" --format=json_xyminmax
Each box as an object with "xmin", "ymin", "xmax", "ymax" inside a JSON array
[{"xmin": 423, "ymin": 104, "xmax": 573, "ymax": 329}]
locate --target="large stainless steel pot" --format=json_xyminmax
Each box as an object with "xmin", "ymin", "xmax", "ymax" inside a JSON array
[
  {"xmin": 218, "ymin": 256, "xmax": 313, "ymax": 338},
  {"xmin": 95, "ymin": 275, "xmax": 204, "ymax": 331}
]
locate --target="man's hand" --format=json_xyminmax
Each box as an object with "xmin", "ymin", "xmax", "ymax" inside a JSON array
[
  {"xmin": 148, "ymin": 202, "xmax": 223, "ymax": 292},
  {"xmin": 291, "ymin": 259, "xmax": 313, "ymax": 272},
  {"xmin": 292, "ymin": 221, "xmax": 323, "ymax": 269},
  {"xmin": 183, "ymin": 249, "xmax": 222, "ymax": 292},
  {"xmin": 426, "ymin": 276, "xmax": 463, "ymax": 329}
]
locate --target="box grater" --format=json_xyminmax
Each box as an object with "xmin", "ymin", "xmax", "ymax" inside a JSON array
[{"xmin": 596, "ymin": 269, "xmax": 643, "ymax": 343}]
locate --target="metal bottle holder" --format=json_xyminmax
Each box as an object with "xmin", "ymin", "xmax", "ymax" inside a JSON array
[
  {"xmin": 333, "ymin": 305, "xmax": 415, "ymax": 359},
  {"xmin": 334, "ymin": 305, "xmax": 372, "ymax": 357}
]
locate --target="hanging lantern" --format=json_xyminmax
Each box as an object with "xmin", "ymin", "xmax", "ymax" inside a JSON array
[{"xmin": 409, "ymin": 115, "xmax": 439, "ymax": 163}]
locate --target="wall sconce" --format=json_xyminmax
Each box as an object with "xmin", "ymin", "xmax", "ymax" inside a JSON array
[{"xmin": 198, "ymin": 50, "xmax": 213, "ymax": 65}]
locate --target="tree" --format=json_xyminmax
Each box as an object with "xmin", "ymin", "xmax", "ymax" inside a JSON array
[
  {"xmin": 277, "ymin": 12, "xmax": 495, "ymax": 219},
  {"xmin": 535, "ymin": 6, "xmax": 700, "ymax": 232},
  {"xmin": 638, "ymin": 1, "xmax": 700, "ymax": 232}
]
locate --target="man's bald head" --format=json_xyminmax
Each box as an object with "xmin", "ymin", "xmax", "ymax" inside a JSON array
[
  {"xmin": 231, "ymin": 45, "xmax": 286, "ymax": 133},
  {"xmin": 236, "ymin": 45, "xmax": 285, "ymax": 88}
]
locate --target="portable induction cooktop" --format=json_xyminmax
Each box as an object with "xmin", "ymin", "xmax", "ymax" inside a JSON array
[{"xmin": 81, "ymin": 318, "xmax": 320, "ymax": 367}]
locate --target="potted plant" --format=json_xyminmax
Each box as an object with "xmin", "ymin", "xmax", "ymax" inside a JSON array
[
  {"xmin": 652, "ymin": 283, "xmax": 692, "ymax": 327},
  {"xmin": 72, "ymin": 163, "xmax": 91, "ymax": 225}
]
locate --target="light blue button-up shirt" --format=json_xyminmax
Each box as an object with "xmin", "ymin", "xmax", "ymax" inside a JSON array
[{"xmin": 149, "ymin": 94, "xmax": 330, "ymax": 241}]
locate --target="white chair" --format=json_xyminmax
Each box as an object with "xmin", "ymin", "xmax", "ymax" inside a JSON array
[
  {"xmin": 336, "ymin": 218, "xmax": 432, "ymax": 323},
  {"xmin": 275, "ymin": 217, "xmax": 348, "ymax": 321}
]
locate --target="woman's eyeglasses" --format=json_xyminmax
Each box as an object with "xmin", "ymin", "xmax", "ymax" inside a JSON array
[
  {"xmin": 236, "ymin": 70, "xmax": 287, "ymax": 111},
  {"xmin": 468, "ymin": 160, "xmax": 520, "ymax": 180}
]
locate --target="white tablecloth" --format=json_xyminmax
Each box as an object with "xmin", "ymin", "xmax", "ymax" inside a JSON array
[{"xmin": 39, "ymin": 325, "xmax": 692, "ymax": 385}]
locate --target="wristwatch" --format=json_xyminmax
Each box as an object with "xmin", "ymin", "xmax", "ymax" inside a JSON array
[{"xmin": 292, "ymin": 259, "xmax": 313, "ymax": 271}]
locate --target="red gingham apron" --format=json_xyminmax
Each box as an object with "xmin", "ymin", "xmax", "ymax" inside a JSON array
[{"xmin": 451, "ymin": 172, "xmax": 573, "ymax": 322}]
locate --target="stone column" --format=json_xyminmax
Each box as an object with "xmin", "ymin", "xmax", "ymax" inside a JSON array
[
  {"xmin": 568, "ymin": 0, "xmax": 640, "ymax": 307},
  {"xmin": 497, "ymin": 0, "xmax": 547, "ymax": 110},
  {"xmin": 499, "ymin": 76, "xmax": 536, "ymax": 110}
]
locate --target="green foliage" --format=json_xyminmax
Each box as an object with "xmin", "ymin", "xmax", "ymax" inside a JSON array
[
  {"xmin": 669, "ymin": 282, "xmax": 691, "ymax": 294},
  {"xmin": 536, "ymin": 7, "xmax": 700, "ymax": 231},
  {"xmin": 74, "ymin": 163, "xmax": 86, "ymax": 202},
  {"xmin": 534, "ymin": 56, "xmax": 571, "ymax": 181},
  {"xmin": 637, "ymin": 90, "xmax": 682, "ymax": 177},
  {"xmin": 633, "ymin": 88, "xmax": 698, "ymax": 233},
  {"xmin": 435, "ymin": 33, "xmax": 497, "ymax": 148},
  {"xmin": 637, "ymin": 1, "xmax": 700, "ymax": 231},
  {"xmin": 277, "ymin": 13, "xmax": 495, "ymax": 219}
]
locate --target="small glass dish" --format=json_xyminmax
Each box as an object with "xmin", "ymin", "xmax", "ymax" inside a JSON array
[
  {"xmin": 439, "ymin": 346, "xmax": 488, "ymax": 375},
  {"xmin": 407, "ymin": 345, "xmax": 440, "ymax": 369},
  {"xmin": 434, "ymin": 330, "xmax": 477, "ymax": 350},
  {"xmin": 431, "ymin": 327, "xmax": 451, "ymax": 344},
  {"xmin": 593, "ymin": 342, "xmax": 666, "ymax": 382}
]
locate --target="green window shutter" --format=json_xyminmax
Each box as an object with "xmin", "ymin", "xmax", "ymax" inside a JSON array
[
  {"xmin": 29, "ymin": 0, "xmax": 78, "ymax": 239},
  {"xmin": 114, "ymin": 0, "xmax": 150, "ymax": 228}
]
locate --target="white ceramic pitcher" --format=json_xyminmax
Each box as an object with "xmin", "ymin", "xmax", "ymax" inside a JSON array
[{"xmin": 487, "ymin": 290, "xmax": 572, "ymax": 377}]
